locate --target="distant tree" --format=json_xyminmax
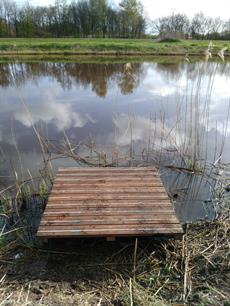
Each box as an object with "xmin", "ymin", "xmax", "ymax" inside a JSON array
[
  {"xmin": 71, "ymin": 0, "xmax": 91, "ymax": 37},
  {"xmin": 190, "ymin": 13, "xmax": 224, "ymax": 39},
  {"xmin": 88, "ymin": 0, "xmax": 108, "ymax": 37},
  {"xmin": 119, "ymin": 0, "xmax": 145, "ymax": 38},
  {"xmin": 153, "ymin": 13, "xmax": 190, "ymax": 39},
  {"xmin": 190, "ymin": 12, "xmax": 209, "ymax": 39},
  {"xmin": 18, "ymin": 5, "xmax": 35, "ymax": 37},
  {"xmin": 221, "ymin": 19, "xmax": 230, "ymax": 40},
  {"xmin": 206, "ymin": 17, "xmax": 223, "ymax": 39}
]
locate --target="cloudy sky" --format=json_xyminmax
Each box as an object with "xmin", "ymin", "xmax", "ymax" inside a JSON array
[{"xmin": 15, "ymin": 0, "xmax": 230, "ymax": 20}]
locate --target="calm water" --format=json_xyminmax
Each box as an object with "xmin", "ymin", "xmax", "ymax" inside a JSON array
[{"xmin": 1, "ymin": 59, "xmax": 230, "ymax": 221}]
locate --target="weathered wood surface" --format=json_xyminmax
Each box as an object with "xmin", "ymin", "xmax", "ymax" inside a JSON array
[{"xmin": 37, "ymin": 167, "xmax": 183, "ymax": 238}]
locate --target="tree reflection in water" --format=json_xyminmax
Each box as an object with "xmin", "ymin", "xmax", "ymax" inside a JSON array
[{"xmin": 0, "ymin": 62, "xmax": 145, "ymax": 97}]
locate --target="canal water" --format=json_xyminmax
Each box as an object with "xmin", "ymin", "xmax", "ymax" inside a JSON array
[{"xmin": 0, "ymin": 58, "xmax": 230, "ymax": 222}]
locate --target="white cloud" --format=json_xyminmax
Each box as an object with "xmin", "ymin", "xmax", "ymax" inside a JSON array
[
  {"xmin": 113, "ymin": 114, "xmax": 187, "ymax": 148},
  {"xmin": 148, "ymin": 85, "xmax": 177, "ymax": 97},
  {"xmin": 1, "ymin": 86, "xmax": 92, "ymax": 131},
  {"xmin": 14, "ymin": 101, "xmax": 88, "ymax": 131}
]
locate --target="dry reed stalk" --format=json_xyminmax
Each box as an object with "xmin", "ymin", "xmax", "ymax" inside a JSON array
[
  {"xmin": 129, "ymin": 278, "xmax": 133, "ymax": 306},
  {"xmin": 133, "ymin": 238, "xmax": 138, "ymax": 281}
]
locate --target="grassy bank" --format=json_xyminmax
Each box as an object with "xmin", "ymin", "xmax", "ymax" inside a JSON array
[
  {"xmin": 1, "ymin": 217, "xmax": 229, "ymax": 306},
  {"xmin": 0, "ymin": 38, "xmax": 229, "ymax": 56}
]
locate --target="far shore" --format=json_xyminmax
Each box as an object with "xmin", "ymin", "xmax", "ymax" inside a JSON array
[{"xmin": 0, "ymin": 38, "xmax": 229, "ymax": 57}]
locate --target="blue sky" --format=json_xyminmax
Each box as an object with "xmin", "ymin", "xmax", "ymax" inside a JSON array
[{"xmin": 15, "ymin": 0, "xmax": 230, "ymax": 20}]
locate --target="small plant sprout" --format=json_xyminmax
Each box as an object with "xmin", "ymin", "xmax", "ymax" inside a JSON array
[{"xmin": 217, "ymin": 47, "xmax": 228, "ymax": 62}]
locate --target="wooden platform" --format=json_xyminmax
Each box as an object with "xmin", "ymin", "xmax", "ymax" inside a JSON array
[{"xmin": 37, "ymin": 167, "xmax": 183, "ymax": 238}]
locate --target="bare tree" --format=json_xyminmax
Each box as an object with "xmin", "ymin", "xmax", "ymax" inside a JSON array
[{"xmin": 152, "ymin": 13, "xmax": 190, "ymax": 39}]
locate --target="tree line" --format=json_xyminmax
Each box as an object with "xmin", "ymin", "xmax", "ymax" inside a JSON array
[
  {"xmin": 0, "ymin": 0, "xmax": 230, "ymax": 40},
  {"xmin": 0, "ymin": 0, "xmax": 145, "ymax": 38},
  {"xmin": 152, "ymin": 12, "xmax": 230, "ymax": 40}
]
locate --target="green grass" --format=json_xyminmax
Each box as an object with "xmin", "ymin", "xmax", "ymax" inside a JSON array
[{"xmin": 0, "ymin": 38, "xmax": 229, "ymax": 55}]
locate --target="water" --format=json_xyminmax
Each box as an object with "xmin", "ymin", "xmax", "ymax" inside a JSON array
[{"xmin": 0, "ymin": 58, "xmax": 230, "ymax": 222}]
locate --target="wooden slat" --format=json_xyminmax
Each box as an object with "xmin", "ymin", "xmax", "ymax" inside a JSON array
[
  {"xmin": 45, "ymin": 204, "xmax": 172, "ymax": 210},
  {"xmin": 51, "ymin": 187, "xmax": 165, "ymax": 193},
  {"xmin": 42, "ymin": 211, "xmax": 175, "ymax": 217},
  {"xmin": 58, "ymin": 167, "xmax": 157, "ymax": 172},
  {"xmin": 44, "ymin": 204, "xmax": 173, "ymax": 209},
  {"xmin": 56, "ymin": 172, "xmax": 157, "ymax": 176},
  {"xmin": 45, "ymin": 199, "xmax": 171, "ymax": 205},
  {"xmin": 37, "ymin": 167, "xmax": 183, "ymax": 238},
  {"xmin": 52, "ymin": 183, "xmax": 163, "ymax": 189},
  {"xmin": 41, "ymin": 219, "xmax": 179, "ymax": 226},
  {"xmin": 54, "ymin": 178, "xmax": 159, "ymax": 183},
  {"xmin": 41, "ymin": 213, "xmax": 176, "ymax": 221},
  {"xmin": 37, "ymin": 228, "xmax": 183, "ymax": 238},
  {"xmin": 47, "ymin": 196, "xmax": 170, "ymax": 202},
  {"xmin": 39, "ymin": 225, "xmax": 182, "ymax": 232}
]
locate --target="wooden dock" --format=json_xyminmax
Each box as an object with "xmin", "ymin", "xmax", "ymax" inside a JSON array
[{"xmin": 37, "ymin": 167, "xmax": 183, "ymax": 239}]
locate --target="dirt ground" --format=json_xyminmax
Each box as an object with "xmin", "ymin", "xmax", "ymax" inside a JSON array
[{"xmin": 0, "ymin": 221, "xmax": 230, "ymax": 306}]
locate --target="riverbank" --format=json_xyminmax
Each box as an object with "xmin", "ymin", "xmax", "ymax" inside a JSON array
[
  {"xmin": 0, "ymin": 218, "xmax": 229, "ymax": 306},
  {"xmin": 0, "ymin": 38, "xmax": 229, "ymax": 56},
  {"xmin": 0, "ymin": 160, "xmax": 229, "ymax": 305}
]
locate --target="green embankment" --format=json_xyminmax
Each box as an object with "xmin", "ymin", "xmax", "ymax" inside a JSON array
[{"xmin": 0, "ymin": 38, "xmax": 229, "ymax": 56}]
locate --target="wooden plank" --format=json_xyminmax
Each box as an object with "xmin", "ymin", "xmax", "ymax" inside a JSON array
[
  {"xmin": 58, "ymin": 167, "xmax": 157, "ymax": 172},
  {"xmin": 52, "ymin": 183, "xmax": 163, "ymax": 188},
  {"xmin": 45, "ymin": 199, "xmax": 171, "ymax": 205},
  {"xmin": 56, "ymin": 168, "xmax": 156, "ymax": 173},
  {"xmin": 37, "ymin": 166, "xmax": 183, "ymax": 239},
  {"xmin": 41, "ymin": 212, "xmax": 178, "ymax": 218},
  {"xmin": 37, "ymin": 228, "xmax": 183, "ymax": 238},
  {"xmin": 47, "ymin": 199, "xmax": 172, "ymax": 204},
  {"xmin": 40, "ymin": 219, "xmax": 179, "ymax": 226},
  {"xmin": 45, "ymin": 204, "xmax": 172, "ymax": 209},
  {"xmin": 38, "ymin": 225, "xmax": 182, "ymax": 232},
  {"xmin": 56, "ymin": 170, "xmax": 157, "ymax": 176},
  {"xmin": 42, "ymin": 211, "xmax": 175, "ymax": 217},
  {"xmin": 44, "ymin": 204, "xmax": 173, "ymax": 209},
  {"xmin": 54, "ymin": 178, "xmax": 159, "ymax": 184},
  {"xmin": 51, "ymin": 186, "xmax": 165, "ymax": 192},
  {"xmin": 47, "ymin": 196, "xmax": 170, "ymax": 201},
  {"xmin": 45, "ymin": 203, "xmax": 172, "ymax": 207},
  {"xmin": 41, "ymin": 213, "xmax": 176, "ymax": 221},
  {"xmin": 57, "ymin": 173, "xmax": 156, "ymax": 180}
]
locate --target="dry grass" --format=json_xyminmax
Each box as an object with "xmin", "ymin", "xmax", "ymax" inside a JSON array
[{"xmin": 0, "ymin": 218, "xmax": 229, "ymax": 305}]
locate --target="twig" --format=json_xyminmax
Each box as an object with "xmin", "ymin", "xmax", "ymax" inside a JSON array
[
  {"xmin": 133, "ymin": 238, "xmax": 138, "ymax": 280},
  {"xmin": 153, "ymin": 278, "xmax": 169, "ymax": 296},
  {"xmin": 0, "ymin": 274, "xmax": 6, "ymax": 285},
  {"xmin": 0, "ymin": 292, "xmax": 13, "ymax": 305},
  {"xmin": 129, "ymin": 278, "xmax": 133, "ymax": 306}
]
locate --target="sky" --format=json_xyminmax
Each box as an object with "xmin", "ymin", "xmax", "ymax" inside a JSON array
[{"xmin": 15, "ymin": 0, "xmax": 230, "ymax": 20}]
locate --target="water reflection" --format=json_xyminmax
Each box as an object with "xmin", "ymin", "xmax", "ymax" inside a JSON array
[
  {"xmin": 0, "ymin": 62, "xmax": 144, "ymax": 96},
  {"xmin": 0, "ymin": 59, "xmax": 230, "ymax": 222}
]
